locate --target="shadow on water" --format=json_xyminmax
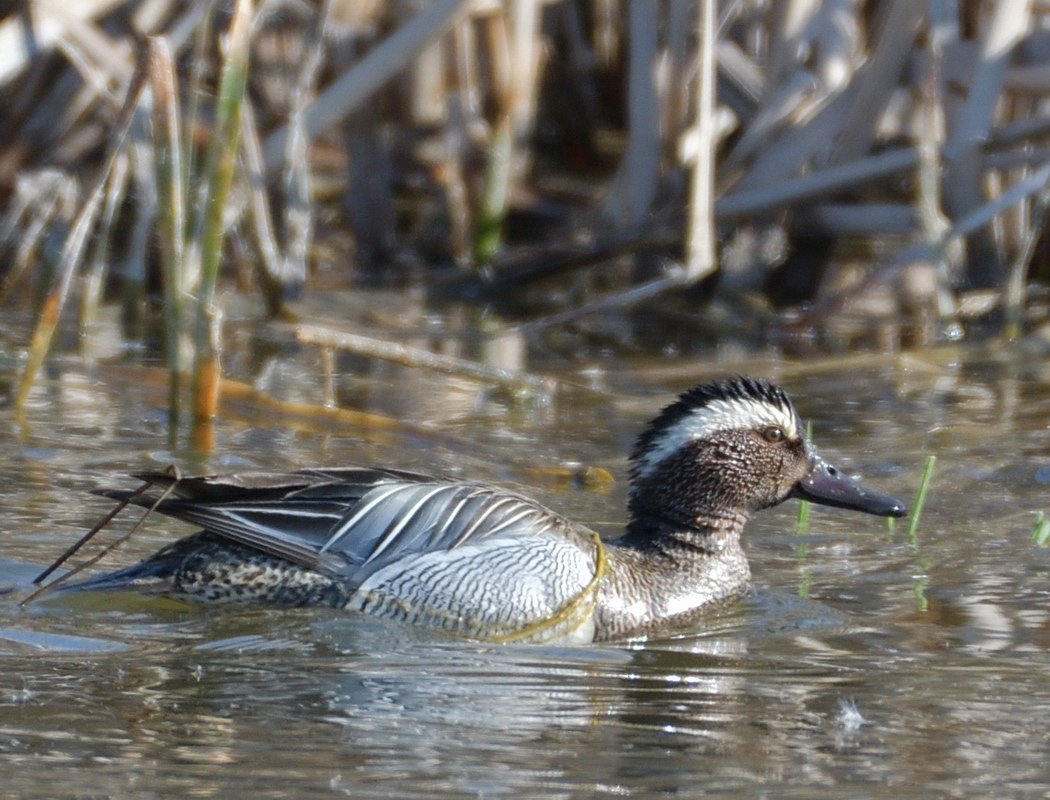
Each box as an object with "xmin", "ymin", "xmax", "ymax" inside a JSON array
[{"xmin": 1, "ymin": 346, "xmax": 1050, "ymax": 798}]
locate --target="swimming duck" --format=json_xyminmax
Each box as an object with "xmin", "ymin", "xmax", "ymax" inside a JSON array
[{"xmin": 65, "ymin": 377, "xmax": 905, "ymax": 643}]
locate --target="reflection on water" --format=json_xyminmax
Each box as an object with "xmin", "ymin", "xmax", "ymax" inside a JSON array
[{"xmin": 1, "ymin": 350, "xmax": 1050, "ymax": 797}]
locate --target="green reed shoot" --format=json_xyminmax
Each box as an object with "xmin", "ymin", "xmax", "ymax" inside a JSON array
[
  {"xmin": 907, "ymin": 454, "xmax": 936, "ymax": 541},
  {"xmin": 190, "ymin": 0, "xmax": 251, "ymax": 424},
  {"xmin": 796, "ymin": 494, "xmax": 811, "ymax": 534},
  {"xmin": 796, "ymin": 423, "xmax": 813, "ymax": 534},
  {"xmin": 1031, "ymin": 511, "xmax": 1050, "ymax": 547}
]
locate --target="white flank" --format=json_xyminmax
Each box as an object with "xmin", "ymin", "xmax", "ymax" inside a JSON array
[{"xmin": 635, "ymin": 397, "xmax": 798, "ymax": 479}]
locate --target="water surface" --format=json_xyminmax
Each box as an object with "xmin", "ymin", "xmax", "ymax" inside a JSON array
[{"xmin": 1, "ymin": 349, "xmax": 1048, "ymax": 798}]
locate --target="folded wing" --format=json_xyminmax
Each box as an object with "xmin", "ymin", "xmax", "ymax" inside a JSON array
[{"xmin": 101, "ymin": 467, "xmax": 579, "ymax": 591}]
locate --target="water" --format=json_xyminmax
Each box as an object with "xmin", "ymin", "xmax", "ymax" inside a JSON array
[{"xmin": 1, "ymin": 347, "xmax": 1049, "ymax": 798}]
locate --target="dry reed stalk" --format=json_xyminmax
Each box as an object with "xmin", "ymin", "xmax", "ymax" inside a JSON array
[
  {"xmin": 603, "ymin": 0, "xmax": 659, "ymax": 225},
  {"xmin": 5, "ymin": 1, "xmax": 1050, "ymax": 362},
  {"xmin": 764, "ymin": 0, "xmax": 823, "ymax": 95},
  {"xmin": 663, "ymin": 0, "xmax": 694, "ymax": 154},
  {"xmin": 14, "ymin": 51, "xmax": 147, "ymax": 414},
  {"xmin": 0, "ymin": 0, "xmax": 126, "ymax": 84},
  {"xmin": 943, "ymin": 0, "xmax": 1031, "ymax": 286},
  {"xmin": 147, "ymin": 35, "xmax": 186, "ymax": 429},
  {"xmin": 726, "ymin": 88, "xmax": 851, "ymax": 194},
  {"xmin": 0, "ymin": 173, "xmax": 77, "ymax": 305},
  {"xmin": 831, "ymin": 0, "xmax": 929, "ymax": 162},
  {"xmin": 796, "ymin": 158, "xmax": 1050, "ymax": 330},
  {"xmin": 78, "ymin": 150, "xmax": 129, "ymax": 344},
  {"xmin": 274, "ymin": 0, "xmax": 331, "ymax": 299},
  {"xmin": 473, "ymin": 0, "xmax": 542, "ymax": 264},
  {"xmin": 1004, "ymin": 183, "xmax": 1050, "ymax": 340},
  {"xmin": 724, "ymin": 0, "xmax": 836, "ymax": 170},
  {"xmin": 180, "ymin": 0, "xmax": 215, "ymax": 231},
  {"xmin": 473, "ymin": 14, "xmax": 515, "ymax": 263},
  {"xmin": 793, "ymin": 204, "xmax": 915, "ymax": 236},
  {"xmin": 718, "ymin": 146, "xmax": 919, "ymax": 221},
  {"xmin": 684, "ymin": 0, "xmax": 716, "ymax": 282},
  {"xmin": 914, "ymin": 26, "xmax": 960, "ymax": 336},
  {"xmin": 439, "ymin": 20, "xmax": 479, "ymax": 265},
  {"xmin": 120, "ymin": 109, "xmax": 157, "ymax": 336},
  {"xmin": 240, "ymin": 98, "xmax": 286, "ymax": 315},
  {"xmin": 262, "ymin": 0, "xmax": 472, "ymax": 172}
]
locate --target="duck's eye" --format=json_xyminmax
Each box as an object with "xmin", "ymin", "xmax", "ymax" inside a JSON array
[{"xmin": 762, "ymin": 426, "xmax": 785, "ymax": 443}]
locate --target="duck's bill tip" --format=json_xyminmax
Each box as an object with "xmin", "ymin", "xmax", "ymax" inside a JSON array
[{"xmin": 791, "ymin": 460, "xmax": 908, "ymax": 519}]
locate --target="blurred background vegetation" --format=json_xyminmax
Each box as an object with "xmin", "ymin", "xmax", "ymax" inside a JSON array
[{"xmin": 1, "ymin": 0, "xmax": 1048, "ymax": 427}]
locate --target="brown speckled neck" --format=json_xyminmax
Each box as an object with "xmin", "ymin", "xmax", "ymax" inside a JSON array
[{"xmin": 594, "ymin": 517, "xmax": 751, "ymax": 642}]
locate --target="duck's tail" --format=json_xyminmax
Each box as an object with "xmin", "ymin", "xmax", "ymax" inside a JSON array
[{"xmin": 56, "ymin": 533, "xmax": 211, "ymax": 594}]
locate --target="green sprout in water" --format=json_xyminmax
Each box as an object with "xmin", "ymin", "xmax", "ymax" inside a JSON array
[
  {"xmin": 907, "ymin": 454, "xmax": 937, "ymax": 542},
  {"xmin": 1032, "ymin": 511, "xmax": 1050, "ymax": 547},
  {"xmin": 796, "ymin": 420, "xmax": 813, "ymax": 535},
  {"xmin": 796, "ymin": 495, "xmax": 811, "ymax": 535}
]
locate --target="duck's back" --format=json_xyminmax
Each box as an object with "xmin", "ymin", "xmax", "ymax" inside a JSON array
[{"xmin": 74, "ymin": 468, "xmax": 605, "ymax": 643}]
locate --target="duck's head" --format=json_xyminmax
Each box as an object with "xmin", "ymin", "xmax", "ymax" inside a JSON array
[{"xmin": 628, "ymin": 377, "xmax": 907, "ymax": 530}]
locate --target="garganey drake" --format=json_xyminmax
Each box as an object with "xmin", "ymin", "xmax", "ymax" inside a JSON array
[{"xmin": 66, "ymin": 377, "xmax": 906, "ymax": 643}]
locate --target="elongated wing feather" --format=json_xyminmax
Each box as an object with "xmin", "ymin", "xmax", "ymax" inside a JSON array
[{"xmin": 98, "ymin": 467, "xmax": 580, "ymax": 589}]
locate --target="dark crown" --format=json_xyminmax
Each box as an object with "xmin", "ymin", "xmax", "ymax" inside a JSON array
[{"xmin": 630, "ymin": 376, "xmax": 795, "ymax": 467}]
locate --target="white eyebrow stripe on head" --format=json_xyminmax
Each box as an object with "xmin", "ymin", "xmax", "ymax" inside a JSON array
[{"xmin": 634, "ymin": 397, "xmax": 799, "ymax": 479}]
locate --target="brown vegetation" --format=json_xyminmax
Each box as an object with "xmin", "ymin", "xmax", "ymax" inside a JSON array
[{"xmin": 0, "ymin": 1, "xmax": 1048, "ymax": 423}]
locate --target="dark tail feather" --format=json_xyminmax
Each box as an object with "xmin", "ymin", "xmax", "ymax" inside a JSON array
[
  {"xmin": 58, "ymin": 534, "xmax": 206, "ymax": 594},
  {"xmin": 60, "ymin": 562, "xmax": 175, "ymax": 594}
]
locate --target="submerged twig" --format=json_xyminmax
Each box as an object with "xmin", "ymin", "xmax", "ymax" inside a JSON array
[{"xmin": 240, "ymin": 97, "xmax": 286, "ymax": 314}]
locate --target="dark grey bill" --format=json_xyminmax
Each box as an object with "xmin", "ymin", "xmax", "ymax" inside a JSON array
[{"xmin": 790, "ymin": 457, "xmax": 907, "ymax": 518}]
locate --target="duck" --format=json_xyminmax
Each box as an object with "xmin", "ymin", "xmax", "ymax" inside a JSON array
[{"xmin": 63, "ymin": 377, "xmax": 906, "ymax": 643}]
